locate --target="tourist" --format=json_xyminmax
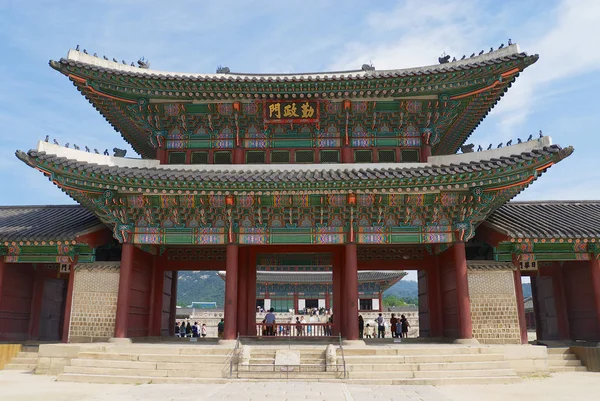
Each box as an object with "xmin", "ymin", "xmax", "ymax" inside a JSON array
[
  {"xmin": 376, "ymin": 313, "xmax": 385, "ymax": 338},
  {"xmin": 390, "ymin": 313, "xmax": 398, "ymax": 338},
  {"xmin": 181, "ymin": 321, "xmax": 187, "ymax": 337},
  {"xmin": 327, "ymin": 314, "xmax": 333, "ymax": 336},
  {"xmin": 261, "ymin": 319, "xmax": 267, "ymax": 336},
  {"xmin": 364, "ymin": 323, "xmax": 373, "ymax": 338},
  {"xmin": 265, "ymin": 308, "xmax": 276, "ymax": 336},
  {"xmin": 175, "ymin": 321, "xmax": 180, "ymax": 337},
  {"xmin": 186, "ymin": 322, "xmax": 192, "ymax": 337},
  {"xmin": 192, "ymin": 322, "xmax": 199, "ymax": 338},
  {"xmin": 295, "ymin": 317, "xmax": 303, "ymax": 336},
  {"xmin": 217, "ymin": 318, "xmax": 224, "ymax": 338},
  {"xmin": 358, "ymin": 315, "xmax": 364, "ymax": 339},
  {"xmin": 400, "ymin": 314, "xmax": 410, "ymax": 338},
  {"xmin": 201, "ymin": 323, "xmax": 207, "ymax": 338}
]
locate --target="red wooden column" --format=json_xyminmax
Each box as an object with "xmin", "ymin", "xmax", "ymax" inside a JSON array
[
  {"xmin": 246, "ymin": 247, "xmax": 257, "ymax": 335},
  {"xmin": 332, "ymin": 249, "xmax": 343, "ymax": 336},
  {"xmin": 325, "ymin": 286, "xmax": 330, "ymax": 310},
  {"xmin": 427, "ymin": 260, "xmax": 443, "ymax": 337},
  {"xmin": 28, "ymin": 265, "xmax": 45, "ymax": 340},
  {"xmin": 0, "ymin": 259, "xmax": 5, "ymax": 313},
  {"xmin": 150, "ymin": 256, "xmax": 165, "ymax": 337},
  {"xmin": 589, "ymin": 258, "xmax": 600, "ymax": 339},
  {"xmin": 344, "ymin": 243, "xmax": 359, "ymax": 341},
  {"xmin": 169, "ymin": 271, "xmax": 178, "ymax": 336},
  {"xmin": 552, "ymin": 263, "xmax": 570, "ymax": 340},
  {"xmin": 114, "ymin": 243, "xmax": 134, "ymax": 338},
  {"xmin": 530, "ymin": 276, "xmax": 544, "ymax": 341},
  {"xmin": 513, "ymin": 267, "xmax": 528, "ymax": 344},
  {"xmin": 224, "ymin": 244, "xmax": 239, "ymax": 340},
  {"xmin": 61, "ymin": 260, "xmax": 77, "ymax": 342},
  {"xmin": 236, "ymin": 247, "xmax": 248, "ymax": 336},
  {"xmin": 453, "ymin": 242, "xmax": 475, "ymax": 341}
]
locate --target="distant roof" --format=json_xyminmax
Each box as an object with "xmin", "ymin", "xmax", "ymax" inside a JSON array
[
  {"xmin": 485, "ymin": 201, "xmax": 600, "ymax": 240},
  {"xmin": 0, "ymin": 205, "xmax": 104, "ymax": 243},
  {"xmin": 219, "ymin": 270, "xmax": 407, "ymax": 285}
]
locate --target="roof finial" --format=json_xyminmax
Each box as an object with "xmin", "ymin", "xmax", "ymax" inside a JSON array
[
  {"xmin": 438, "ymin": 53, "xmax": 450, "ymax": 64},
  {"xmin": 138, "ymin": 57, "xmax": 150, "ymax": 69},
  {"xmin": 216, "ymin": 65, "xmax": 231, "ymax": 74},
  {"xmin": 508, "ymin": 38, "xmax": 513, "ymax": 45}
]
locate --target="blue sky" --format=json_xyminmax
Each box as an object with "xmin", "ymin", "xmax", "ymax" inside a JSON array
[{"xmin": 1, "ymin": 0, "xmax": 598, "ymax": 207}]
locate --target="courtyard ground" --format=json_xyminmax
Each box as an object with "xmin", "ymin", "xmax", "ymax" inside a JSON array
[{"xmin": 0, "ymin": 370, "xmax": 598, "ymax": 401}]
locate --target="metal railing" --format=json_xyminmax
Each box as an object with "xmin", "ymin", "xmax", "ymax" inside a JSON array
[{"xmin": 255, "ymin": 322, "xmax": 333, "ymax": 337}]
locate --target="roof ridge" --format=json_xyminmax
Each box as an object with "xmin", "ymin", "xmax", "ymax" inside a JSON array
[
  {"xmin": 0, "ymin": 204, "xmax": 84, "ymax": 209},
  {"xmin": 506, "ymin": 200, "xmax": 600, "ymax": 205}
]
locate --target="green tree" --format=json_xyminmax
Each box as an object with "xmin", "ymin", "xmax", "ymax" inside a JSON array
[{"xmin": 382, "ymin": 295, "xmax": 407, "ymax": 308}]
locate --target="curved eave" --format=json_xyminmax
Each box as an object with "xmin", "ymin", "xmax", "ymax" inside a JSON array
[
  {"xmin": 49, "ymin": 48, "xmax": 538, "ymax": 158},
  {"xmin": 15, "ymin": 143, "xmax": 572, "ymax": 195}
]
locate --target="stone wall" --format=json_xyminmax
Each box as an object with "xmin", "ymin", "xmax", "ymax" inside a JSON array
[
  {"xmin": 468, "ymin": 270, "xmax": 520, "ymax": 344},
  {"xmin": 69, "ymin": 263, "xmax": 120, "ymax": 342}
]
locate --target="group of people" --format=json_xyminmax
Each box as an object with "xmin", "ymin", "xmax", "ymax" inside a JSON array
[
  {"xmin": 175, "ymin": 321, "xmax": 208, "ymax": 338},
  {"xmin": 258, "ymin": 309, "xmax": 335, "ymax": 336},
  {"xmin": 358, "ymin": 313, "xmax": 410, "ymax": 339}
]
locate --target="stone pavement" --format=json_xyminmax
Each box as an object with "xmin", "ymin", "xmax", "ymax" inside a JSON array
[{"xmin": 0, "ymin": 371, "xmax": 599, "ymax": 401}]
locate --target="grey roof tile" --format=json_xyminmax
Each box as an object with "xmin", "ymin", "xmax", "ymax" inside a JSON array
[
  {"xmin": 0, "ymin": 205, "xmax": 104, "ymax": 242},
  {"xmin": 485, "ymin": 200, "xmax": 600, "ymax": 239}
]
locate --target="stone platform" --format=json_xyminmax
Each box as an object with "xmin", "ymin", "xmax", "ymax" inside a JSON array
[{"xmin": 5, "ymin": 340, "xmax": 583, "ymax": 385}]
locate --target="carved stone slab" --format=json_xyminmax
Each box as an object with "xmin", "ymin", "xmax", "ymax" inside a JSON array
[{"xmin": 274, "ymin": 350, "xmax": 300, "ymax": 366}]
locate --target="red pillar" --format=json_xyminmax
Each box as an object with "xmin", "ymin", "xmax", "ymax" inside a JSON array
[
  {"xmin": 552, "ymin": 263, "xmax": 570, "ymax": 340},
  {"xmin": 0, "ymin": 258, "xmax": 5, "ymax": 314},
  {"xmin": 169, "ymin": 271, "xmax": 178, "ymax": 336},
  {"xmin": 325, "ymin": 287, "xmax": 330, "ymax": 310},
  {"xmin": 332, "ymin": 249, "xmax": 343, "ymax": 336},
  {"xmin": 428, "ymin": 262, "xmax": 443, "ymax": 337},
  {"xmin": 234, "ymin": 148, "xmax": 244, "ymax": 164},
  {"xmin": 150, "ymin": 257, "xmax": 165, "ymax": 337},
  {"xmin": 344, "ymin": 244, "xmax": 359, "ymax": 341},
  {"xmin": 293, "ymin": 290, "xmax": 299, "ymax": 314},
  {"xmin": 420, "ymin": 144, "xmax": 431, "ymax": 162},
  {"xmin": 378, "ymin": 291, "xmax": 383, "ymax": 312},
  {"xmin": 513, "ymin": 268, "xmax": 528, "ymax": 344},
  {"xmin": 61, "ymin": 262, "xmax": 76, "ymax": 342},
  {"xmin": 246, "ymin": 248, "xmax": 257, "ymax": 335},
  {"xmin": 590, "ymin": 258, "xmax": 600, "ymax": 339},
  {"xmin": 236, "ymin": 248, "xmax": 248, "ymax": 336},
  {"xmin": 114, "ymin": 243, "xmax": 134, "ymax": 338},
  {"xmin": 157, "ymin": 148, "xmax": 167, "ymax": 164},
  {"xmin": 453, "ymin": 242, "xmax": 474, "ymax": 340},
  {"xmin": 342, "ymin": 147, "xmax": 353, "ymax": 163},
  {"xmin": 28, "ymin": 266, "xmax": 45, "ymax": 340},
  {"xmin": 224, "ymin": 244, "xmax": 239, "ymax": 340}
]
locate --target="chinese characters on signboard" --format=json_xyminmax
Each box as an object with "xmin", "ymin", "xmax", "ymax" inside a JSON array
[{"xmin": 264, "ymin": 101, "xmax": 319, "ymax": 124}]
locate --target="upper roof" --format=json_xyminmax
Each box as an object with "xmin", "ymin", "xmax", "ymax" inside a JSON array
[
  {"xmin": 49, "ymin": 45, "xmax": 538, "ymax": 158},
  {"xmin": 485, "ymin": 201, "xmax": 600, "ymax": 240},
  {"xmin": 0, "ymin": 205, "xmax": 104, "ymax": 243},
  {"xmin": 219, "ymin": 270, "xmax": 407, "ymax": 285}
]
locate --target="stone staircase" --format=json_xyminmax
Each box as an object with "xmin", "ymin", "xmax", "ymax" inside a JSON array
[
  {"xmin": 547, "ymin": 347, "xmax": 587, "ymax": 373},
  {"xmin": 57, "ymin": 344, "xmax": 234, "ymax": 384},
  {"xmin": 341, "ymin": 346, "xmax": 522, "ymax": 385},
  {"xmin": 3, "ymin": 346, "xmax": 39, "ymax": 372},
  {"xmin": 235, "ymin": 347, "xmax": 344, "ymax": 380}
]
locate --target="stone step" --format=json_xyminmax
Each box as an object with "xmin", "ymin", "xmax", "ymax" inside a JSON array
[
  {"xmin": 341, "ymin": 347, "xmax": 501, "ymax": 356},
  {"xmin": 548, "ymin": 359, "xmax": 582, "ymax": 367},
  {"xmin": 550, "ymin": 366, "xmax": 588, "ymax": 372},
  {"xmin": 71, "ymin": 359, "xmax": 158, "ymax": 370},
  {"xmin": 346, "ymin": 360, "xmax": 511, "ymax": 372},
  {"xmin": 3, "ymin": 363, "xmax": 37, "ymax": 371},
  {"xmin": 63, "ymin": 365, "xmax": 228, "ymax": 378},
  {"xmin": 7, "ymin": 357, "xmax": 38, "ymax": 364},
  {"xmin": 343, "ymin": 376, "xmax": 521, "ymax": 385},
  {"xmin": 548, "ymin": 353, "xmax": 577, "ymax": 360},
  {"xmin": 347, "ymin": 368, "xmax": 517, "ymax": 380},
  {"xmin": 546, "ymin": 347, "xmax": 570, "ymax": 355},
  {"xmin": 341, "ymin": 353, "xmax": 505, "ymax": 364},
  {"xmin": 77, "ymin": 352, "xmax": 230, "ymax": 364},
  {"xmin": 236, "ymin": 371, "xmax": 342, "ymax": 380},
  {"xmin": 15, "ymin": 351, "xmax": 39, "ymax": 358},
  {"xmin": 106, "ymin": 346, "xmax": 234, "ymax": 356}
]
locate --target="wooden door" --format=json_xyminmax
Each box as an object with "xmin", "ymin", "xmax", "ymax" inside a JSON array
[
  {"xmin": 535, "ymin": 276, "xmax": 559, "ymax": 340},
  {"xmin": 38, "ymin": 279, "xmax": 67, "ymax": 341}
]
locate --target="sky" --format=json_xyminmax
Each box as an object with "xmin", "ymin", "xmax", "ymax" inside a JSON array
[{"xmin": 0, "ymin": 1, "xmax": 598, "ymax": 279}]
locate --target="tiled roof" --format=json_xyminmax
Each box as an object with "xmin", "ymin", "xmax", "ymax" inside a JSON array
[
  {"xmin": 17, "ymin": 144, "xmax": 570, "ymax": 187},
  {"xmin": 485, "ymin": 201, "xmax": 600, "ymax": 239},
  {"xmin": 52, "ymin": 46, "xmax": 534, "ymax": 82},
  {"xmin": 0, "ymin": 205, "xmax": 104, "ymax": 243},
  {"xmin": 218, "ymin": 271, "xmax": 407, "ymax": 284},
  {"xmin": 466, "ymin": 260, "xmax": 515, "ymax": 271}
]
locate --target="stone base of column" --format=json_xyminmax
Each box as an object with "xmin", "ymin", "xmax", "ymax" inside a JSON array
[
  {"xmin": 453, "ymin": 338, "xmax": 480, "ymax": 345},
  {"xmin": 108, "ymin": 337, "xmax": 133, "ymax": 344},
  {"xmin": 342, "ymin": 339, "xmax": 366, "ymax": 346},
  {"xmin": 217, "ymin": 339, "xmax": 238, "ymax": 347}
]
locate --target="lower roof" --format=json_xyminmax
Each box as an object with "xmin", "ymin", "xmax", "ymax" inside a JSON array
[
  {"xmin": 0, "ymin": 205, "xmax": 105, "ymax": 243},
  {"xmin": 485, "ymin": 200, "xmax": 600, "ymax": 240},
  {"xmin": 219, "ymin": 270, "xmax": 407, "ymax": 285}
]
